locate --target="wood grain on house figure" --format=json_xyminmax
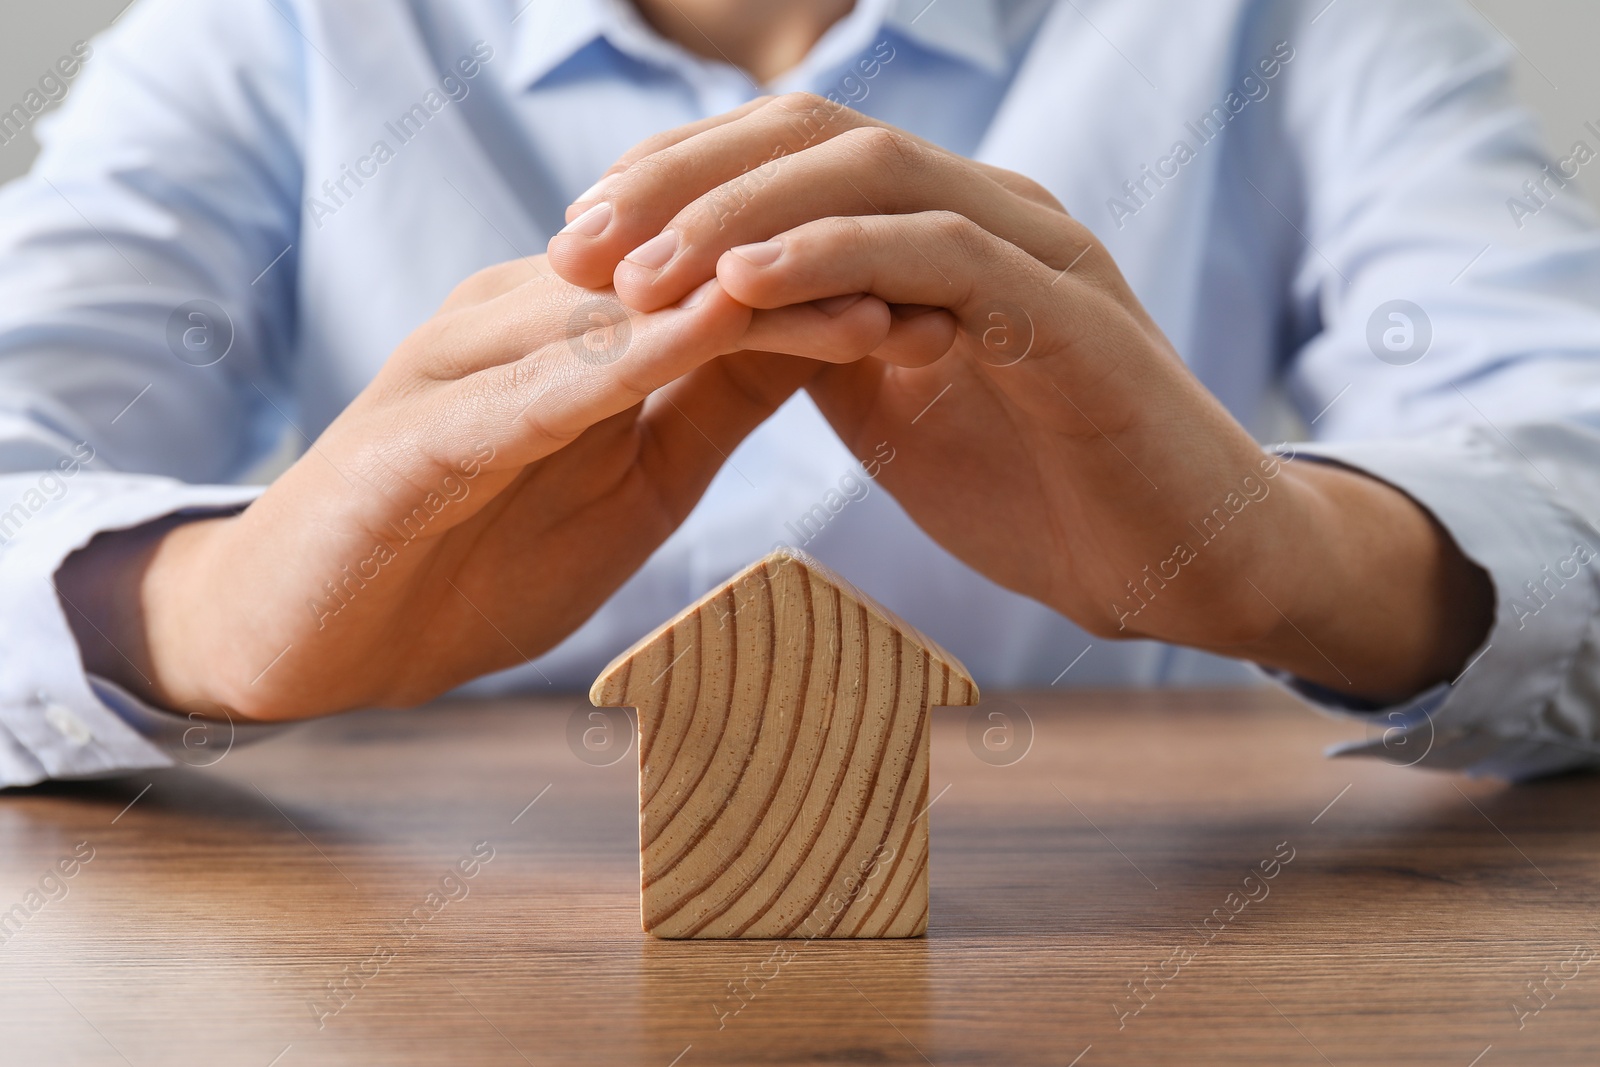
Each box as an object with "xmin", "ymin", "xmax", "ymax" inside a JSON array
[{"xmin": 591, "ymin": 548, "xmax": 980, "ymax": 939}]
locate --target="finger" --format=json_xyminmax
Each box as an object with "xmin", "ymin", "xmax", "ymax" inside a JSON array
[
  {"xmin": 872, "ymin": 304, "xmax": 961, "ymax": 368},
  {"xmin": 719, "ymin": 211, "xmax": 1061, "ymax": 316},
  {"xmin": 444, "ymin": 279, "xmax": 755, "ymax": 468},
  {"xmin": 404, "ymin": 276, "xmax": 672, "ymax": 382},
  {"xmin": 605, "ymin": 126, "xmax": 1086, "ymax": 312},
  {"xmin": 576, "ymin": 95, "xmax": 1062, "ymax": 219},
  {"xmin": 547, "ymin": 93, "xmax": 1066, "ymax": 292},
  {"xmin": 739, "ymin": 297, "xmax": 958, "ymax": 368},
  {"xmin": 564, "ymin": 96, "xmax": 778, "ymax": 221},
  {"xmin": 548, "ymin": 93, "xmax": 860, "ymax": 289},
  {"xmin": 738, "ymin": 295, "xmax": 895, "ymax": 363},
  {"xmin": 565, "ymin": 93, "xmax": 1064, "ymax": 222},
  {"xmin": 713, "ymin": 211, "xmax": 1145, "ymax": 405}
]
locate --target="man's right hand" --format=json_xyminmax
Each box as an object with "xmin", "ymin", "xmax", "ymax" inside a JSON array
[{"xmin": 59, "ymin": 255, "xmax": 890, "ymax": 721}]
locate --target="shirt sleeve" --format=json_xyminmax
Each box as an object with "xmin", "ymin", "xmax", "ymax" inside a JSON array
[
  {"xmin": 1252, "ymin": 2, "xmax": 1600, "ymax": 778},
  {"xmin": 0, "ymin": 0, "xmax": 308, "ymax": 787},
  {"xmin": 0, "ymin": 474, "xmax": 269, "ymax": 787},
  {"xmin": 1264, "ymin": 422, "xmax": 1600, "ymax": 780},
  {"xmin": 1279, "ymin": 0, "xmax": 1600, "ymax": 439}
]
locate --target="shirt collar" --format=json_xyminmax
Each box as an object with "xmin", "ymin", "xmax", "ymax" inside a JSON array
[
  {"xmin": 507, "ymin": 0, "xmax": 1009, "ymax": 92},
  {"xmin": 884, "ymin": 0, "xmax": 1008, "ymax": 77},
  {"xmin": 504, "ymin": 0, "xmax": 607, "ymax": 90}
]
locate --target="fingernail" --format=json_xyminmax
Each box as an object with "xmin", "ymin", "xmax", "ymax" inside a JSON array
[
  {"xmin": 729, "ymin": 240, "xmax": 783, "ymax": 267},
  {"xmin": 815, "ymin": 293, "xmax": 866, "ymax": 317},
  {"xmin": 558, "ymin": 200, "xmax": 613, "ymax": 237},
  {"xmin": 625, "ymin": 230, "xmax": 680, "ymax": 270}
]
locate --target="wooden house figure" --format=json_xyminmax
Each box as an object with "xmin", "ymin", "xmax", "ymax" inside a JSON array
[{"xmin": 590, "ymin": 547, "xmax": 980, "ymax": 939}]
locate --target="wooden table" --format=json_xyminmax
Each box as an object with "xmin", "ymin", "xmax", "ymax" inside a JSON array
[{"xmin": 2, "ymin": 689, "xmax": 1597, "ymax": 1065}]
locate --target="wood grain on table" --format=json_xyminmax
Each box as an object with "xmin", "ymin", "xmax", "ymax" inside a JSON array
[{"xmin": 1, "ymin": 689, "xmax": 1597, "ymax": 1066}]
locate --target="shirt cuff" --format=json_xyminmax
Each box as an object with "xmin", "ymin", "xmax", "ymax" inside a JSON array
[
  {"xmin": 0, "ymin": 472, "xmax": 263, "ymax": 787},
  {"xmin": 1261, "ymin": 428, "xmax": 1600, "ymax": 780}
]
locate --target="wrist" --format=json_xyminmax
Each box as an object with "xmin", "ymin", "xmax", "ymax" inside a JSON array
[
  {"xmin": 57, "ymin": 514, "xmax": 239, "ymax": 718},
  {"xmin": 1226, "ymin": 460, "xmax": 1493, "ymax": 703},
  {"xmin": 138, "ymin": 514, "xmax": 244, "ymax": 715}
]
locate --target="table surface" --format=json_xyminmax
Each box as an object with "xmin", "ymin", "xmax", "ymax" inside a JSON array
[{"xmin": 2, "ymin": 688, "xmax": 1597, "ymax": 1066}]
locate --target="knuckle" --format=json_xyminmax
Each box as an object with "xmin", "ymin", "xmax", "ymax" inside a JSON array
[
  {"xmin": 772, "ymin": 89, "xmax": 823, "ymax": 108},
  {"xmin": 481, "ymin": 259, "xmax": 523, "ymax": 284},
  {"xmin": 768, "ymin": 90, "xmax": 828, "ymax": 118},
  {"xmin": 443, "ymin": 278, "xmax": 482, "ymax": 308},
  {"xmin": 445, "ymin": 260, "xmax": 542, "ymax": 310},
  {"xmin": 617, "ymin": 152, "xmax": 673, "ymax": 189},
  {"xmin": 608, "ymin": 361, "xmax": 658, "ymax": 405},
  {"xmin": 591, "ymin": 154, "xmax": 673, "ymax": 215},
  {"xmin": 609, "ymin": 155, "xmax": 693, "ymax": 219},
  {"xmin": 623, "ymin": 131, "xmax": 680, "ymax": 162},
  {"xmin": 509, "ymin": 370, "xmax": 571, "ymax": 447},
  {"xmin": 1001, "ymin": 171, "xmax": 1061, "ymax": 209},
  {"xmin": 396, "ymin": 316, "xmax": 458, "ymax": 378},
  {"xmin": 694, "ymin": 178, "xmax": 753, "ymax": 231},
  {"xmin": 766, "ymin": 91, "xmax": 851, "ymax": 142},
  {"xmin": 928, "ymin": 210, "xmax": 984, "ymax": 252},
  {"xmin": 501, "ymin": 349, "xmax": 545, "ymax": 393},
  {"xmin": 841, "ymin": 124, "xmax": 916, "ymax": 167},
  {"xmin": 445, "ymin": 268, "xmax": 499, "ymax": 307},
  {"xmin": 826, "ymin": 214, "xmax": 873, "ymax": 248},
  {"xmin": 1050, "ymin": 226, "xmax": 1107, "ymax": 277}
]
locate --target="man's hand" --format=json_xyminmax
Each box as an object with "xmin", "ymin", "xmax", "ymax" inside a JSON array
[
  {"xmin": 547, "ymin": 94, "xmax": 1493, "ymax": 702},
  {"xmin": 61, "ymin": 254, "xmax": 895, "ymax": 721}
]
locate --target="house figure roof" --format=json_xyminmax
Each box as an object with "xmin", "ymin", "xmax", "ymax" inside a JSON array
[{"xmin": 591, "ymin": 546, "xmax": 980, "ymax": 939}]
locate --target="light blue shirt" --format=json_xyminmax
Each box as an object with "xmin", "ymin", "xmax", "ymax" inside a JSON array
[{"xmin": 4, "ymin": 0, "xmax": 1600, "ymax": 785}]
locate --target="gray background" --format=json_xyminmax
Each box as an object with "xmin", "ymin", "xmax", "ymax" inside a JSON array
[{"xmin": 3, "ymin": 1, "xmax": 1600, "ymax": 201}]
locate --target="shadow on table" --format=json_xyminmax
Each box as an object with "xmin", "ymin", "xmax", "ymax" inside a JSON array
[{"xmin": 4, "ymin": 766, "xmax": 343, "ymax": 832}]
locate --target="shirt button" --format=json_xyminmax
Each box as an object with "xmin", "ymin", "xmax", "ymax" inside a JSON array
[{"xmin": 44, "ymin": 702, "xmax": 94, "ymax": 746}]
